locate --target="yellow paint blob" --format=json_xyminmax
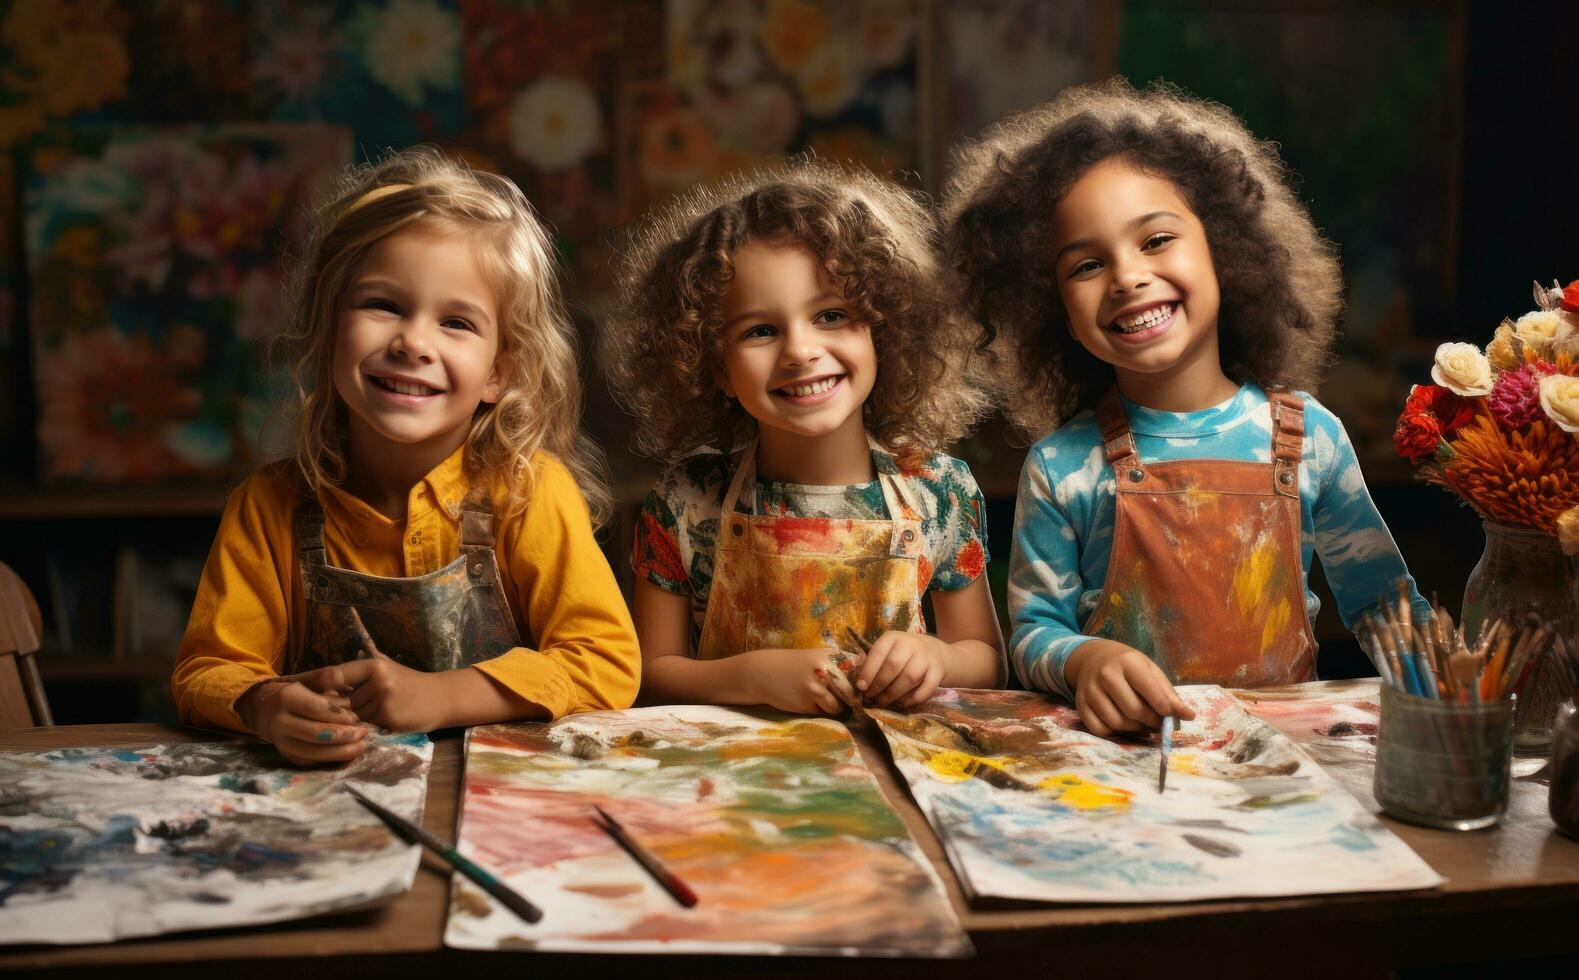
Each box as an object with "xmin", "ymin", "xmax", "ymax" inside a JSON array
[
  {"xmin": 1108, "ymin": 592, "xmax": 1124, "ymax": 608},
  {"xmin": 925, "ymin": 750, "xmax": 1010, "ymax": 783},
  {"xmin": 1038, "ymin": 773, "xmax": 1134, "ymax": 810},
  {"xmin": 1230, "ymin": 537, "xmax": 1278, "ymax": 616},
  {"xmin": 1168, "ymin": 753, "xmax": 1200, "ymax": 776},
  {"xmin": 1259, "ymin": 598, "xmax": 1291, "ymax": 652}
]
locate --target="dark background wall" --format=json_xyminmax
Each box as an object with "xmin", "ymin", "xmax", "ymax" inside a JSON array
[{"xmin": 1, "ymin": 0, "xmax": 1574, "ymax": 722}]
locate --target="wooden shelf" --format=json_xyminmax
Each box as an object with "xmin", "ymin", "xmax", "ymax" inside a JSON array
[
  {"xmin": 0, "ymin": 484, "xmax": 230, "ymax": 519},
  {"xmin": 39, "ymin": 658, "xmax": 171, "ymax": 682}
]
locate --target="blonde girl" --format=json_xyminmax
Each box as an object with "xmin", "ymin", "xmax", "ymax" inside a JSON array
[{"xmin": 172, "ymin": 147, "xmax": 639, "ymax": 764}]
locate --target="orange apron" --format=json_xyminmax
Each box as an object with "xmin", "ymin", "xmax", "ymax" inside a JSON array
[
  {"xmin": 695, "ymin": 438, "xmax": 926, "ymax": 660},
  {"xmin": 1081, "ymin": 387, "xmax": 1316, "ymax": 687}
]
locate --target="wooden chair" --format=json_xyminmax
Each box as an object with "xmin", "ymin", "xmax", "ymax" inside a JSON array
[{"xmin": 0, "ymin": 561, "xmax": 51, "ymax": 726}]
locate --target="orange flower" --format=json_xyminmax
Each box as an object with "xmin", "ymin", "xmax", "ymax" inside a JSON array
[{"xmin": 1442, "ymin": 414, "xmax": 1579, "ymax": 534}]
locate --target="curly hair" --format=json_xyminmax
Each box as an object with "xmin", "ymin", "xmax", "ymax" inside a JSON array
[
  {"xmin": 605, "ymin": 158, "xmax": 990, "ymax": 465},
  {"xmin": 944, "ymin": 77, "xmax": 1342, "ymax": 435},
  {"xmin": 270, "ymin": 146, "xmax": 610, "ymax": 524}
]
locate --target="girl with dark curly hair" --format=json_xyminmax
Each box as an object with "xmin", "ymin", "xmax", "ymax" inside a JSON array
[
  {"xmin": 607, "ymin": 160, "xmax": 1004, "ymax": 715},
  {"xmin": 944, "ymin": 79, "xmax": 1426, "ymax": 736}
]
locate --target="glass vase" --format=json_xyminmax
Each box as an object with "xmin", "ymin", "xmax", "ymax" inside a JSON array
[{"xmin": 1460, "ymin": 521, "xmax": 1578, "ymax": 755}]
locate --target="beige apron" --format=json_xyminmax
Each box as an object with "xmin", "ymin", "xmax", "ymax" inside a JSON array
[{"xmin": 695, "ymin": 439, "xmax": 927, "ymax": 660}]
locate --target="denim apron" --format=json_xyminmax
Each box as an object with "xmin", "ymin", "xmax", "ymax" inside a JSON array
[{"xmin": 292, "ymin": 485, "xmax": 521, "ymax": 672}]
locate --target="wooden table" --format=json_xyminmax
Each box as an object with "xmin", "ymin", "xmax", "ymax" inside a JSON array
[{"xmin": 4, "ymin": 713, "xmax": 1579, "ymax": 979}]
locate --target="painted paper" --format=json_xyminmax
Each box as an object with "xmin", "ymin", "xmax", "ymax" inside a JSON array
[
  {"xmin": 444, "ymin": 706, "xmax": 969, "ymax": 957},
  {"xmin": 1232, "ymin": 679, "xmax": 1381, "ymax": 792},
  {"xmin": 870, "ymin": 687, "xmax": 1441, "ymax": 903},
  {"xmin": 0, "ymin": 734, "xmax": 432, "ymax": 945}
]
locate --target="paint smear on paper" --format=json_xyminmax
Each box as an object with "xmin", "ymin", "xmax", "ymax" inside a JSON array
[
  {"xmin": 443, "ymin": 706, "xmax": 969, "ymax": 957},
  {"xmin": 868, "ymin": 687, "xmax": 1440, "ymax": 903}
]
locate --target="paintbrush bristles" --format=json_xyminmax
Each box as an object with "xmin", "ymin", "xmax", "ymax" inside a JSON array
[{"xmin": 1360, "ymin": 581, "xmax": 1555, "ymax": 705}]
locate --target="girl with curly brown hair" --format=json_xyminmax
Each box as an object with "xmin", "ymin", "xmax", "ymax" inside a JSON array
[
  {"xmin": 608, "ymin": 160, "xmax": 1004, "ymax": 715},
  {"xmin": 944, "ymin": 79, "xmax": 1426, "ymax": 737}
]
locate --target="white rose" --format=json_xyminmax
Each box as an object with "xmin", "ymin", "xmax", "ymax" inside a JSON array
[
  {"xmin": 1514, "ymin": 310, "xmax": 1574, "ymax": 356},
  {"xmin": 1431, "ymin": 342, "xmax": 1494, "ymax": 396},
  {"xmin": 1538, "ymin": 374, "xmax": 1579, "ymax": 433}
]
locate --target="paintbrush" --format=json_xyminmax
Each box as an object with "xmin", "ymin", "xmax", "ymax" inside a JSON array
[
  {"xmin": 347, "ymin": 606, "xmax": 378, "ymax": 660},
  {"xmin": 591, "ymin": 805, "xmax": 699, "ymax": 908},
  {"xmin": 1158, "ymin": 715, "xmax": 1174, "ymax": 793},
  {"xmin": 344, "ymin": 785, "xmax": 542, "ymax": 924}
]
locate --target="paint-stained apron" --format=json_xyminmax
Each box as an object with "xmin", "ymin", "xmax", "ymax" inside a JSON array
[
  {"xmin": 1082, "ymin": 387, "xmax": 1316, "ymax": 687},
  {"xmin": 695, "ymin": 439, "xmax": 927, "ymax": 660},
  {"xmin": 291, "ymin": 485, "xmax": 521, "ymax": 673}
]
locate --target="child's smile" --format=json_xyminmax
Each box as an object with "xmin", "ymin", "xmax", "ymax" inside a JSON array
[
  {"xmin": 1107, "ymin": 299, "xmax": 1180, "ymax": 342},
  {"xmin": 773, "ymin": 372, "xmax": 846, "ymax": 405}
]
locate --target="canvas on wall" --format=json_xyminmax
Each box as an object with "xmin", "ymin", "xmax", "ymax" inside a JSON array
[{"xmin": 21, "ymin": 124, "xmax": 348, "ymax": 482}]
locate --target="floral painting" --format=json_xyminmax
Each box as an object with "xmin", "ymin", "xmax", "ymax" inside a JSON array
[
  {"xmin": 445, "ymin": 706, "xmax": 969, "ymax": 957},
  {"xmin": 616, "ymin": 0, "xmax": 922, "ymax": 222},
  {"xmin": 942, "ymin": 0, "xmax": 1098, "ymax": 146},
  {"xmin": 22, "ymin": 125, "xmax": 348, "ymax": 481},
  {"xmin": 870, "ymin": 687, "xmax": 1441, "ymax": 903},
  {"xmin": 454, "ymin": 0, "xmax": 661, "ymax": 290},
  {"xmin": 0, "ymin": 733, "xmax": 433, "ymax": 945}
]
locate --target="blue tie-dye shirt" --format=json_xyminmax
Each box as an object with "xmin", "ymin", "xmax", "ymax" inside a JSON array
[{"xmin": 1010, "ymin": 383, "xmax": 1425, "ymax": 700}]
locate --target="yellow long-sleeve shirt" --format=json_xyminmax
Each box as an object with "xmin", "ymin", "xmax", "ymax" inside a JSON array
[{"xmin": 171, "ymin": 448, "xmax": 639, "ymax": 733}]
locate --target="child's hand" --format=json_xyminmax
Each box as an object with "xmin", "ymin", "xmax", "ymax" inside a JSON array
[
  {"xmin": 320, "ymin": 653, "xmax": 445, "ymax": 733},
  {"xmin": 1063, "ymin": 640, "xmax": 1196, "ymax": 737},
  {"xmin": 739, "ymin": 647, "xmax": 851, "ymax": 715},
  {"xmin": 853, "ymin": 632, "xmax": 950, "ymax": 709},
  {"xmin": 237, "ymin": 677, "xmax": 368, "ymax": 766}
]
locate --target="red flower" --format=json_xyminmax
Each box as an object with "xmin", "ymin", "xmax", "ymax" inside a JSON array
[
  {"xmin": 1402, "ymin": 384, "xmax": 1474, "ymax": 433},
  {"xmin": 1563, "ymin": 279, "xmax": 1579, "ymax": 314},
  {"xmin": 1394, "ymin": 411, "xmax": 1444, "ymax": 464}
]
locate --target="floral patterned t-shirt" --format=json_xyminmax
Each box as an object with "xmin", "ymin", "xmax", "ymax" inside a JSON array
[{"xmin": 633, "ymin": 448, "xmax": 990, "ymax": 651}]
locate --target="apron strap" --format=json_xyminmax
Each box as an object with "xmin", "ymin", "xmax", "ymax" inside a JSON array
[
  {"xmin": 1268, "ymin": 390, "xmax": 1304, "ymax": 498},
  {"xmin": 1096, "ymin": 387, "xmax": 1141, "ymax": 470},
  {"xmin": 869, "ymin": 436, "xmax": 923, "ymax": 519},
  {"xmin": 295, "ymin": 497, "xmax": 327, "ymax": 568},
  {"xmin": 458, "ymin": 485, "xmax": 496, "ymax": 549},
  {"xmin": 719, "ymin": 444, "xmax": 758, "ymax": 519}
]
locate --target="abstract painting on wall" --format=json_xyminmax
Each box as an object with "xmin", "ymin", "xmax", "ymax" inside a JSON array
[
  {"xmin": 0, "ymin": 734, "xmax": 432, "ymax": 945},
  {"xmin": 444, "ymin": 705, "xmax": 969, "ymax": 956},
  {"xmin": 869, "ymin": 687, "xmax": 1440, "ymax": 903},
  {"xmin": 21, "ymin": 124, "xmax": 348, "ymax": 482}
]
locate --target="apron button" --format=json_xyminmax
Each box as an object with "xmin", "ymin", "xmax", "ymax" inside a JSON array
[
  {"xmin": 901, "ymin": 528, "xmax": 916, "ymax": 543},
  {"xmin": 470, "ymin": 563, "xmax": 484, "ymax": 576},
  {"xmin": 1128, "ymin": 468, "xmax": 1144, "ymax": 482},
  {"xmin": 1279, "ymin": 470, "xmax": 1294, "ymax": 486},
  {"xmin": 315, "ymin": 574, "xmax": 329, "ymax": 589},
  {"xmin": 732, "ymin": 523, "xmax": 744, "ymax": 537}
]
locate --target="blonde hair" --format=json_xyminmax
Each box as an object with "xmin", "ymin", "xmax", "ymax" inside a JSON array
[
  {"xmin": 944, "ymin": 77, "xmax": 1342, "ymax": 435},
  {"xmin": 272, "ymin": 146, "xmax": 609, "ymax": 523},
  {"xmin": 606, "ymin": 158, "xmax": 990, "ymax": 465}
]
